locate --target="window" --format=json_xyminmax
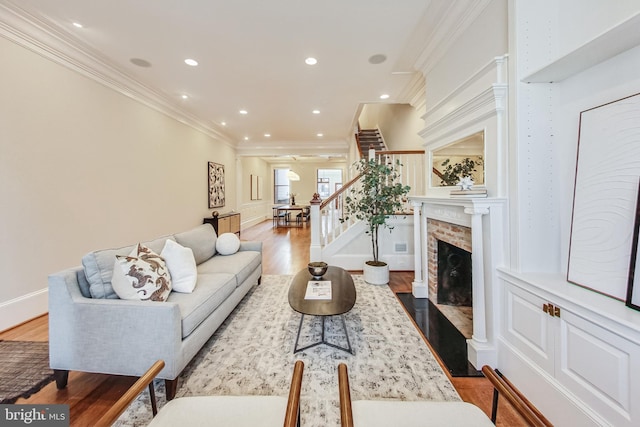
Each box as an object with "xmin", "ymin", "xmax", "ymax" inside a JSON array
[
  {"xmin": 317, "ymin": 169, "xmax": 342, "ymax": 198},
  {"xmin": 274, "ymin": 168, "xmax": 290, "ymax": 204}
]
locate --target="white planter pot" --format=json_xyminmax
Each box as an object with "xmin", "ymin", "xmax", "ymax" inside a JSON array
[{"xmin": 363, "ymin": 261, "xmax": 389, "ymax": 285}]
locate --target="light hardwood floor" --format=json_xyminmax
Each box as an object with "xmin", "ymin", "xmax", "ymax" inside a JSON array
[{"xmin": 0, "ymin": 220, "xmax": 526, "ymax": 426}]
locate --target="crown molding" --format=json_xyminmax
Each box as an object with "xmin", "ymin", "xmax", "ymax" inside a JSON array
[
  {"xmin": 413, "ymin": 0, "xmax": 493, "ymax": 75},
  {"xmin": 397, "ymin": 72, "xmax": 426, "ymax": 112},
  {"xmin": 0, "ymin": 1, "xmax": 235, "ymax": 146},
  {"xmin": 419, "ymin": 84, "xmax": 503, "ymax": 145}
]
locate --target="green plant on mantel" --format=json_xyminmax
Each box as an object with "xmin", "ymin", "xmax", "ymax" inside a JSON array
[
  {"xmin": 341, "ymin": 157, "xmax": 411, "ymax": 265},
  {"xmin": 440, "ymin": 157, "xmax": 483, "ymax": 186}
]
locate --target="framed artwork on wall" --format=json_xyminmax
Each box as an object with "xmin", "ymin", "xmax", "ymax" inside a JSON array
[
  {"xmin": 568, "ymin": 92, "xmax": 640, "ymax": 300},
  {"xmin": 627, "ymin": 180, "xmax": 640, "ymax": 311},
  {"xmin": 208, "ymin": 162, "xmax": 225, "ymax": 208},
  {"xmin": 251, "ymin": 174, "xmax": 258, "ymax": 200}
]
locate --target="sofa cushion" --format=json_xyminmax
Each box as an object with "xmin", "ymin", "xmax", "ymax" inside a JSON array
[
  {"xmin": 161, "ymin": 239, "xmax": 197, "ymax": 293},
  {"xmin": 82, "ymin": 235, "xmax": 174, "ymax": 299},
  {"xmin": 166, "ymin": 273, "xmax": 236, "ymax": 338},
  {"xmin": 216, "ymin": 233, "xmax": 240, "ymax": 255},
  {"xmin": 112, "ymin": 244, "xmax": 172, "ymax": 301},
  {"xmin": 174, "ymin": 224, "xmax": 217, "ymax": 265},
  {"xmin": 196, "ymin": 251, "xmax": 261, "ymax": 287}
]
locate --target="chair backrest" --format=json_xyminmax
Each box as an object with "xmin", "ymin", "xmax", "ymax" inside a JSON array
[
  {"xmin": 284, "ymin": 360, "xmax": 305, "ymax": 427},
  {"xmin": 338, "ymin": 363, "xmax": 355, "ymax": 427},
  {"xmin": 481, "ymin": 365, "xmax": 552, "ymax": 427},
  {"xmin": 95, "ymin": 360, "xmax": 165, "ymax": 427},
  {"xmin": 96, "ymin": 360, "xmax": 304, "ymax": 427}
]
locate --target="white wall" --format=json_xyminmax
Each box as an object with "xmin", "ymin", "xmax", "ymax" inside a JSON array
[
  {"xmin": 0, "ymin": 36, "xmax": 237, "ymax": 330},
  {"xmin": 419, "ymin": 0, "xmax": 508, "ymax": 200},
  {"xmin": 512, "ymin": 0, "xmax": 640, "ymax": 273}
]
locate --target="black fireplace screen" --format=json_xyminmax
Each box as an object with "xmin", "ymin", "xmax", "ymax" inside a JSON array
[{"xmin": 437, "ymin": 240, "xmax": 472, "ymax": 306}]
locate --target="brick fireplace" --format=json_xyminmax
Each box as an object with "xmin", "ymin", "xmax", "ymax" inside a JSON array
[{"xmin": 427, "ymin": 218, "xmax": 472, "ymax": 304}]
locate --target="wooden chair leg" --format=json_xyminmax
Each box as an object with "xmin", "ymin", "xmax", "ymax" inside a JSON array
[
  {"xmin": 54, "ymin": 369, "xmax": 69, "ymax": 389},
  {"xmin": 165, "ymin": 378, "xmax": 178, "ymax": 400}
]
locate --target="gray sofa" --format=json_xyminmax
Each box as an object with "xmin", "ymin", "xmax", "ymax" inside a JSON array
[{"xmin": 48, "ymin": 224, "xmax": 262, "ymax": 399}]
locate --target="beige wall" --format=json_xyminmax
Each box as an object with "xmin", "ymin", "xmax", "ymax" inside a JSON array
[
  {"xmin": 238, "ymin": 157, "xmax": 271, "ymax": 227},
  {"xmin": 0, "ymin": 37, "xmax": 237, "ymax": 329},
  {"xmin": 359, "ymin": 104, "xmax": 424, "ymax": 150}
]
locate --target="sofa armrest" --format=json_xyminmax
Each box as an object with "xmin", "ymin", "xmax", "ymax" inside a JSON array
[
  {"xmin": 49, "ymin": 267, "xmax": 183, "ymax": 378},
  {"xmin": 239, "ymin": 241, "xmax": 262, "ymax": 252}
]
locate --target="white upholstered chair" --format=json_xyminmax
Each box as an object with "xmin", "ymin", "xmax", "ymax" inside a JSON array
[
  {"xmin": 96, "ymin": 360, "xmax": 304, "ymax": 427},
  {"xmin": 338, "ymin": 363, "xmax": 495, "ymax": 427}
]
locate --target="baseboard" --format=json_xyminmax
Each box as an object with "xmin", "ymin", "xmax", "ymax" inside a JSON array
[{"xmin": 0, "ymin": 288, "xmax": 48, "ymax": 332}]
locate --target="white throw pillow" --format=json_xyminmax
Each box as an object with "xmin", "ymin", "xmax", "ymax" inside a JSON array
[
  {"xmin": 216, "ymin": 233, "xmax": 240, "ymax": 255},
  {"xmin": 111, "ymin": 244, "xmax": 172, "ymax": 301},
  {"xmin": 161, "ymin": 239, "xmax": 197, "ymax": 293}
]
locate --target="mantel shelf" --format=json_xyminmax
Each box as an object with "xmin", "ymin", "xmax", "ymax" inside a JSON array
[{"xmin": 522, "ymin": 12, "xmax": 640, "ymax": 83}]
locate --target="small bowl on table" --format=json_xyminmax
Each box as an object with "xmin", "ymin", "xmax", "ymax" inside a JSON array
[{"xmin": 308, "ymin": 262, "xmax": 328, "ymax": 279}]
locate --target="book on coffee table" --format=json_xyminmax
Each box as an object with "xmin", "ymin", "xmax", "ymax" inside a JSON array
[{"xmin": 304, "ymin": 280, "xmax": 332, "ymax": 300}]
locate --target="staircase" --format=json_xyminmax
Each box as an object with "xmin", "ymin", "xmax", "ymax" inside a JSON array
[{"xmin": 356, "ymin": 128, "xmax": 385, "ymax": 156}]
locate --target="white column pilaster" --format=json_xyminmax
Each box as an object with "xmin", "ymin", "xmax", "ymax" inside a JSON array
[
  {"xmin": 412, "ymin": 200, "xmax": 427, "ymax": 298},
  {"xmin": 464, "ymin": 205, "xmax": 492, "ymax": 368}
]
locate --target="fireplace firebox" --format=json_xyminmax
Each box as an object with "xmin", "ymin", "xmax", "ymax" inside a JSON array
[{"xmin": 437, "ymin": 240, "xmax": 472, "ymax": 306}]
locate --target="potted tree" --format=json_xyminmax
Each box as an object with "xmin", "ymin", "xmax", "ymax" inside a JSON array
[{"xmin": 341, "ymin": 156, "xmax": 411, "ymax": 284}]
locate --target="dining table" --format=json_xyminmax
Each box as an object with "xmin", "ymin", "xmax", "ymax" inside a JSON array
[{"xmin": 273, "ymin": 205, "xmax": 310, "ymax": 227}]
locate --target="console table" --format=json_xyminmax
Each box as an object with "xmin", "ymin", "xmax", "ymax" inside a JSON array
[{"xmin": 203, "ymin": 212, "xmax": 240, "ymax": 237}]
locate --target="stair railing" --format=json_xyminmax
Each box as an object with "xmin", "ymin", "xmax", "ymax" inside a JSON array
[{"xmin": 310, "ymin": 148, "xmax": 424, "ymax": 256}]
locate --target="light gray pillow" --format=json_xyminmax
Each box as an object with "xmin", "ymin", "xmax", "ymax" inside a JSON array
[{"xmin": 174, "ymin": 224, "xmax": 217, "ymax": 264}]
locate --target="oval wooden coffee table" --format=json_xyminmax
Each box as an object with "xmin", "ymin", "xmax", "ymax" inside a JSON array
[{"xmin": 288, "ymin": 266, "xmax": 356, "ymax": 354}]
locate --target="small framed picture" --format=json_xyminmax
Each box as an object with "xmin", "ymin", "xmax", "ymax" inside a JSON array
[{"xmin": 626, "ymin": 179, "xmax": 640, "ymax": 311}]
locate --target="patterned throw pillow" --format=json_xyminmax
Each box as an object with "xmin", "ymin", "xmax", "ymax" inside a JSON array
[{"xmin": 111, "ymin": 244, "xmax": 172, "ymax": 301}]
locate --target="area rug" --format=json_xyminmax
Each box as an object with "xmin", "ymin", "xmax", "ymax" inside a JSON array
[
  {"xmin": 0, "ymin": 340, "xmax": 55, "ymax": 404},
  {"xmin": 116, "ymin": 275, "xmax": 460, "ymax": 426}
]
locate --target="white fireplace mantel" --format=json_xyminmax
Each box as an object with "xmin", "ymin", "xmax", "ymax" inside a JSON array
[{"xmin": 409, "ymin": 196, "xmax": 507, "ymax": 368}]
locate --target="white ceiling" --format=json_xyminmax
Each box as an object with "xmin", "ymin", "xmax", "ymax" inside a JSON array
[{"xmin": 4, "ymin": 0, "xmax": 435, "ymax": 160}]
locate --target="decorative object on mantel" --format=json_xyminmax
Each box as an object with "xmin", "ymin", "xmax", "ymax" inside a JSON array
[
  {"xmin": 568, "ymin": 92, "xmax": 640, "ymax": 300},
  {"xmin": 208, "ymin": 161, "xmax": 225, "ymax": 208},
  {"xmin": 450, "ymin": 188, "xmax": 487, "ymax": 198},
  {"xmin": 450, "ymin": 176, "xmax": 487, "ymax": 198},
  {"xmin": 457, "ymin": 176, "xmax": 474, "ymax": 190},
  {"xmin": 341, "ymin": 155, "xmax": 411, "ymax": 285}
]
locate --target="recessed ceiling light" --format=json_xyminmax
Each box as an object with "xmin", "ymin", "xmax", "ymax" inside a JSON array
[
  {"xmin": 221, "ymin": 121, "xmax": 227, "ymax": 126},
  {"xmin": 317, "ymin": 133, "xmax": 324, "ymax": 137},
  {"xmin": 312, "ymin": 109, "xmax": 320, "ymax": 114},
  {"xmin": 379, "ymin": 94, "xmax": 390, "ymax": 99},
  {"xmin": 239, "ymin": 109, "xmax": 248, "ymax": 115},
  {"xmin": 264, "ymin": 133, "xmax": 271, "ymax": 137},
  {"xmin": 368, "ymin": 54, "xmax": 387, "ymax": 64},
  {"xmin": 305, "ymin": 57, "xmax": 318, "ymax": 65},
  {"xmin": 181, "ymin": 94, "xmax": 189, "ymax": 100},
  {"xmin": 72, "ymin": 22, "xmax": 83, "ymax": 28},
  {"xmin": 184, "ymin": 58, "xmax": 198, "ymax": 66},
  {"xmin": 244, "ymin": 136, "xmax": 249, "ymax": 141}
]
